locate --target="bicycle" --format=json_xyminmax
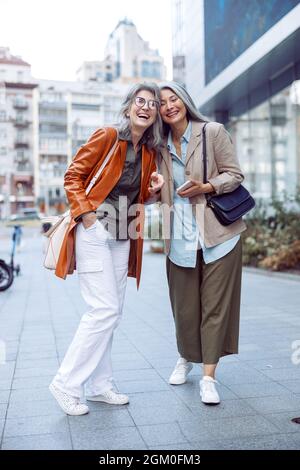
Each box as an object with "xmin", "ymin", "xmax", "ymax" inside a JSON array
[{"xmin": 0, "ymin": 225, "xmax": 21, "ymax": 291}]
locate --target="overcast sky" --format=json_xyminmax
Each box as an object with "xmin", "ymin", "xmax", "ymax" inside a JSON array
[{"xmin": 0, "ymin": 0, "xmax": 173, "ymax": 81}]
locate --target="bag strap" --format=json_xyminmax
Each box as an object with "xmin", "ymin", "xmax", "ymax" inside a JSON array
[
  {"xmin": 85, "ymin": 128, "xmax": 119, "ymax": 195},
  {"xmin": 202, "ymin": 122, "xmax": 208, "ymax": 184}
]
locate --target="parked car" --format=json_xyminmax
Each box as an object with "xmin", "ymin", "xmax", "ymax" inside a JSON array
[{"xmin": 9, "ymin": 208, "xmax": 43, "ymax": 221}]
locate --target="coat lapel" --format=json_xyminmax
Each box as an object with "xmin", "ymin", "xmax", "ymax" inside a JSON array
[
  {"xmin": 160, "ymin": 144, "xmax": 173, "ymax": 176},
  {"xmin": 185, "ymin": 121, "xmax": 204, "ymax": 167}
]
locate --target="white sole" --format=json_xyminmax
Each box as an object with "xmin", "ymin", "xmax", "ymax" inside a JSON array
[
  {"xmin": 201, "ymin": 401, "xmax": 220, "ymax": 406},
  {"xmin": 200, "ymin": 392, "xmax": 220, "ymax": 406},
  {"xmin": 86, "ymin": 396, "xmax": 129, "ymax": 405},
  {"xmin": 49, "ymin": 384, "xmax": 89, "ymax": 416},
  {"xmin": 169, "ymin": 379, "xmax": 187, "ymax": 385}
]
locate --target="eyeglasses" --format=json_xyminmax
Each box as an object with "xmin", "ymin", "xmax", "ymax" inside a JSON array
[{"xmin": 134, "ymin": 96, "xmax": 159, "ymax": 110}]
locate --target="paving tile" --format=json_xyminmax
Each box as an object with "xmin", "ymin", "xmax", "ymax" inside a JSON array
[
  {"xmin": 68, "ymin": 408, "xmax": 134, "ymax": 431},
  {"xmin": 1, "ymin": 231, "xmax": 300, "ymax": 451},
  {"xmin": 128, "ymin": 390, "xmax": 185, "ymax": 408},
  {"xmin": 16, "ymin": 358, "xmax": 59, "ymax": 370},
  {"xmin": 245, "ymin": 394, "xmax": 300, "ymax": 414},
  {"xmin": 201, "ymin": 415, "xmax": 280, "ymax": 440},
  {"xmin": 187, "ymin": 398, "xmax": 257, "ymax": 421},
  {"xmin": 116, "ymin": 379, "xmax": 169, "ymax": 394},
  {"xmin": 114, "ymin": 368, "xmax": 162, "ymax": 382},
  {"xmin": 71, "ymin": 427, "xmax": 146, "ymax": 450},
  {"xmin": 14, "ymin": 366, "xmax": 58, "ymax": 379},
  {"xmin": 279, "ymin": 379, "xmax": 300, "ymax": 394},
  {"xmin": 226, "ymin": 381, "xmax": 290, "ymax": 398},
  {"xmin": 3, "ymin": 414, "xmax": 69, "ymax": 438},
  {"xmin": 150, "ymin": 443, "xmax": 196, "ymax": 450},
  {"xmin": 138, "ymin": 423, "xmax": 187, "ymax": 447},
  {"xmin": 260, "ymin": 367, "xmax": 300, "ymax": 381},
  {"xmin": 2, "ymin": 432, "xmax": 72, "ymax": 450},
  {"xmin": 0, "ymin": 419, "xmax": 4, "ymax": 437},
  {"xmin": 128, "ymin": 403, "xmax": 194, "ymax": 426},
  {"xmin": 9, "ymin": 387, "xmax": 51, "ymax": 403},
  {"xmin": 7, "ymin": 399, "xmax": 62, "ymax": 419},
  {"xmin": 0, "ymin": 403, "xmax": 7, "ymax": 419},
  {"xmin": 218, "ymin": 433, "xmax": 299, "ymax": 450},
  {"xmin": 264, "ymin": 411, "xmax": 300, "ymax": 434},
  {"xmin": 11, "ymin": 375, "xmax": 53, "ymax": 390},
  {"xmin": 0, "ymin": 390, "xmax": 10, "ymax": 404}
]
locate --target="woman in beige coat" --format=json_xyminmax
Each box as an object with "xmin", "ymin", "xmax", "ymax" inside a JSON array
[{"xmin": 157, "ymin": 81, "xmax": 247, "ymax": 405}]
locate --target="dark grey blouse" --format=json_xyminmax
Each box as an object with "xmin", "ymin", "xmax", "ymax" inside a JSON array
[{"xmin": 96, "ymin": 132, "xmax": 142, "ymax": 240}]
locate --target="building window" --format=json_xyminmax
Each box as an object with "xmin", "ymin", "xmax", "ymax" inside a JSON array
[
  {"xmin": 229, "ymin": 83, "xmax": 300, "ymax": 199},
  {"xmin": 16, "ymin": 150, "xmax": 25, "ymax": 161},
  {"xmin": 141, "ymin": 61, "xmax": 161, "ymax": 79},
  {"xmin": 0, "ymin": 89, "xmax": 5, "ymax": 104},
  {"xmin": 105, "ymin": 72, "xmax": 113, "ymax": 82},
  {"xmin": 16, "ymin": 182, "xmax": 25, "ymax": 195},
  {"xmin": 17, "ymin": 71, "xmax": 24, "ymax": 83}
]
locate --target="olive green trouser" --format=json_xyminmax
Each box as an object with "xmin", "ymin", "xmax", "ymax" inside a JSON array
[{"xmin": 166, "ymin": 239, "xmax": 242, "ymax": 364}]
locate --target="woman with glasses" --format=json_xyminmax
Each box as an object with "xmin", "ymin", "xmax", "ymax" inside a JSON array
[
  {"xmin": 49, "ymin": 83, "xmax": 164, "ymax": 416},
  {"xmin": 157, "ymin": 81, "xmax": 246, "ymax": 405}
]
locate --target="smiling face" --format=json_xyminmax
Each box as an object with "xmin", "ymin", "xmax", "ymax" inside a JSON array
[
  {"xmin": 159, "ymin": 88, "xmax": 188, "ymax": 128},
  {"xmin": 128, "ymin": 89, "xmax": 158, "ymax": 133}
]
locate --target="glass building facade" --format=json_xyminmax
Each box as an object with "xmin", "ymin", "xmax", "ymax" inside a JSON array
[
  {"xmin": 171, "ymin": 0, "xmax": 300, "ymax": 200},
  {"xmin": 229, "ymin": 84, "xmax": 300, "ymax": 199},
  {"xmin": 204, "ymin": 0, "xmax": 300, "ymax": 84}
]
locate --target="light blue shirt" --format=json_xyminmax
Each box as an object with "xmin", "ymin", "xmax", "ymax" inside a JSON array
[{"xmin": 167, "ymin": 122, "xmax": 240, "ymax": 268}]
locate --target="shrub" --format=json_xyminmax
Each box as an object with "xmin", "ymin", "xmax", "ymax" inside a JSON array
[
  {"xmin": 260, "ymin": 240, "xmax": 300, "ymax": 271},
  {"xmin": 242, "ymin": 189, "xmax": 300, "ymax": 271}
]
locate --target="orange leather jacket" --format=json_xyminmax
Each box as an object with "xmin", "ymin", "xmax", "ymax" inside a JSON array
[{"xmin": 55, "ymin": 127, "xmax": 156, "ymax": 287}]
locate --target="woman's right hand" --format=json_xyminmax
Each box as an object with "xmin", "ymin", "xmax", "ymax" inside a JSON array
[{"xmin": 81, "ymin": 212, "xmax": 97, "ymax": 229}]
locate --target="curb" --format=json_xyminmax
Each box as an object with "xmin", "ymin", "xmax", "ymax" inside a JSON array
[{"xmin": 243, "ymin": 266, "xmax": 300, "ymax": 282}]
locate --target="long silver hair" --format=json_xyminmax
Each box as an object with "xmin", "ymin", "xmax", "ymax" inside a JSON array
[
  {"xmin": 118, "ymin": 82, "xmax": 163, "ymax": 151},
  {"xmin": 158, "ymin": 81, "xmax": 208, "ymax": 135}
]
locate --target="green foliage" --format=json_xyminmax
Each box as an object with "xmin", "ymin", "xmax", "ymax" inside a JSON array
[{"xmin": 242, "ymin": 188, "xmax": 300, "ymax": 271}]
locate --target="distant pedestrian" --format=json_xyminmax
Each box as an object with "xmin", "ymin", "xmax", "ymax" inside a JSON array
[
  {"xmin": 14, "ymin": 225, "xmax": 23, "ymax": 252},
  {"xmin": 49, "ymin": 82, "xmax": 164, "ymax": 415},
  {"xmin": 156, "ymin": 81, "xmax": 246, "ymax": 405}
]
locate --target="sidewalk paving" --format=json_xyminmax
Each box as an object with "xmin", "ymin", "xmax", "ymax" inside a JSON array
[{"xmin": 0, "ymin": 226, "xmax": 300, "ymax": 450}]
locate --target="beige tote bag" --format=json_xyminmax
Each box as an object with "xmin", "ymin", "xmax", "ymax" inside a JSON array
[{"xmin": 43, "ymin": 130, "xmax": 118, "ymax": 270}]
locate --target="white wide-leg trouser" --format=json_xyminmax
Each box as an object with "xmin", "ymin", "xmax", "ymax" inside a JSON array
[{"xmin": 52, "ymin": 220, "xmax": 130, "ymax": 398}]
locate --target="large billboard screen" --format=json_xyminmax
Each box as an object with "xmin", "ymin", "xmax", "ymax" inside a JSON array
[{"xmin": 204, "ymin": 0, "xmax": 300, "ymax": 84}]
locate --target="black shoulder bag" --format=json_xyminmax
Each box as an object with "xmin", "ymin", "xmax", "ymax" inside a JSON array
[{"xmin": 202, "ymin": 123, "xmax": 255, "ymax": 226}]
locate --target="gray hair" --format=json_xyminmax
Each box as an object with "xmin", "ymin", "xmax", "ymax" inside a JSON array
[
  {"xmin": 158, "ymin": 81, "xmax": 208, "ymax": 134},
  {"xmin": 117, "ymin": 82, "xmax": 163, "ymax": 151}
]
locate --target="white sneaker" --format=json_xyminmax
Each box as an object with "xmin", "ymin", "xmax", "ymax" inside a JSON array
[
  {"xmin": 169, "ymin": 357, "xmax": 193, "ymax": 385},
  {"xmin": 199, "ymin": 376, "xmax": 220, "ymax": 405},
  {"xmin": 49, "ymin": 383, "xmax": 89, "ymax": 416},
  {"xmin": 86, "ymin": 389, "xmax": 129, "ymax": 405}
]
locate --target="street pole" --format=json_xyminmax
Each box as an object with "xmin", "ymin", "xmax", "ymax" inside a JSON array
[
  {"xmin": 5, "ymin": 169, "xmax": 11, "ymax": 219},
  {"xmin": 44, "ymin": 154, "xmax": 49, "ymax": 215}
]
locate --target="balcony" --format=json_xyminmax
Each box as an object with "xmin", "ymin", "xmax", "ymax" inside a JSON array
[
  {"xmin": 12, "ymin": 174, "xmax": 33, "ymax": 183},
  {"xmin": 15, "ymin": 163, "xmax": 33, "ymax": 174},
  {"xmin": 39, "ymin": 115, "xmax": 67, "ymax": 124},
  {"xmin": 10, "ymin": 195, "xmax": 35, "ymax": 203},
  {"xmin": 15, "ymin": 139, "xmax": 29, "ymax": 149},
  {"xmin": 13, "ymin": 100, "xmax": 28, "ymax": 110},
  {"xmin": 13, "ymin": 118, "xmax": 31, "ymax": 128},
  {"xmin": 39, "ymin": 146, "xmax": 68, "ymax": 155},
  {"xmin": 39, "ymin": 102, "xmax": 67, "ymax": 110}
]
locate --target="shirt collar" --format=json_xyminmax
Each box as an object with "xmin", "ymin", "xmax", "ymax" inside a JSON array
[
  {"xmin": 167, "ymin": 121, "xmax": 192, "ymax": 151},
  {"xmin": 119, "ymin": 128, "xmax": 146, "ymax": 152}
]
